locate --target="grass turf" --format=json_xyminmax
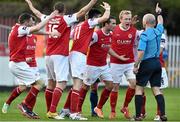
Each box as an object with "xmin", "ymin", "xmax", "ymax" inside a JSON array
[{"xmin": 0, "ymin": 87, "xmax": 179, "ymax": 121}]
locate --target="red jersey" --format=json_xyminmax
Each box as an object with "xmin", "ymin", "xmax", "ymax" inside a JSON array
[
  {"xmin": 8, "ymin": 24, "xmax": 27, "ymax": 62},
  {"xmin": 87, "ymin": 29, "xmax": 112, "ymax": 66},
  {"xmin": 159, "ymin": 34, "xmax": 167, "ymax": 67},
  {"xmin": 110, "ymin": 25, "xmax": 137, "ymax": 64},
  {"xmin": 26, "ymin": 35, "xmax": 37, "ymax": 67},
  {"xmin": 71, "ymin": 19, "xmax": 98, "ymax": 55},
  {"xmin": 46, "ymin": 16, "xmax": 70, "ymax": 56},
  {"xmin": 41, "ymin": 14, "xmax": 77, "ymax": 56},
  {"xmin": 159, "ymin": 52, "xmax": 165, "ymax": 67}
]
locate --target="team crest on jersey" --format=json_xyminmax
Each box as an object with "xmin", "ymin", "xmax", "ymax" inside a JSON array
[
  {"xmin": 116, "ymin": 34, "xmax": 120, "ymax": 36},
  {"xmin": 101, "ymin": 38, "xmax": 104, "ymax": 41},
  {"xmin": 128, "ymin": 34, "xmax": 132, "ymax": 39}
]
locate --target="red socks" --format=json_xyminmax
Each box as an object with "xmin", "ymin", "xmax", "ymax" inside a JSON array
[
  {"xmin": 97, "ymin": 88, "xmax": 111, "ymax": 109},
  {"xmin": 110, "ymin": 91, "xmax": 118, "ymax": 112},
  {"xmin": 157, "ymin": 104, "xmax": 161, "ymax": 115},
  {"xmin": 78, "ymin": 88, "xmax": 88, "ymax": 112},
  {"xmin": 6, "ymin": 87, "xmax": 22, "ymax": 105},
  {"xmin": 70, "ymin": 89, "xmax": 80, "ymax": 113},
  {"xmin": 28, "ymin": 96, "xmax": 36, "ymax": 111},
  {"xmin": 63, "ymin": 88, "xmax": 72, "ymax": 109},
  {"xmin": 23, "ymin": 87, "xmax": 39, "ymax": 110},
  {"xmin": 49, "ymin": 87, "xmax": 63, "ymax": 113},
  {"xmin": 123, "ymin": 87, "xmax": 135, "ymax": 107},
  {"xmin": 141, "ymin": 92, "xmax": 146, "ymax": 114},
  {"xmin": 45, "ymin": 88, "xmax": 54, "ymax": 112}
]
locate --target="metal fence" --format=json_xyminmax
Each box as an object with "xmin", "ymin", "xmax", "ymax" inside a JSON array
[
  {"xmin": 167, "ymin": 36, "xmax": 180, "ymax": 88},
  {"xmin": 0, "ymin": 24, "xmax": 180, "ymax": 88},
  {"xmin": 0, "ymin": 24, "xmax": 11, "ymax": 56}
]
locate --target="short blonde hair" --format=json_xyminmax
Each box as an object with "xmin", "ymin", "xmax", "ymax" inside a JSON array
[{"xmin": 119, "ymin": 10, "xmax": 132, "ymax": 19}]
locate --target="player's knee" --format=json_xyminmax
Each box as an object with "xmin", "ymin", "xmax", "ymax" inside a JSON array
[
  {"xmin": 135, "ymin": 85, "xmax": 144, "ymax": 95},
  {"xmin": 105, "ymin": 81, "xmax": 113, "ymax": 90},
  {"xmin": 56, "ymin": 81, "xmax": 67, "ymax": 90},
  {"xmin": 34, "ymin": 80, "xmax": 45, "ymax": 90},
  {"xmin": 109, "ymin": 82, "xmax": 114, "ymax": 90},
  {"xmin": 82, "ymin": 83, "xmax": 90, "ymax": 90},
  {"xmin": 112, "ymin": 83, "xmax": 119, "ymax": 92},
  {"xmin": 73, "ymin": 79, "xmax": 83, "ymax": 90},
  {"xmin": 152, "ymin": 87, "xmax": 162, "ymax": 96},
  {"xmin": 128, "ymin": 79, "xmax": 136, "ymax": 88},
  {"xmin": 47, "ymin": 79, "xmax": 56, "ymax": 89},
  {"xmin": 19, "ymin": 85, "xmax": 27, "ymax": 92}
]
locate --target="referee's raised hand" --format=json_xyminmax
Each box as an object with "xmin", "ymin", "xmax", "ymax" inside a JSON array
[{"xmin": 155, "ymin": 3, "xmax": 162, "ymax": 14}]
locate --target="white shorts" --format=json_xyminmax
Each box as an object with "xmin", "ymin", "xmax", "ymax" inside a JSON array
[
  {"xmin": 69, "ymin": 51, "xmax": 86, "ymax": 80},
  {"xmin": 9, "ymin": 61, "xmax": 40, "ymax": 86},
  {"xmin": 110, "ymin": 63, "xmax": 136, "ymax": 84},
  {"xmin": 83, "ymin": 65, "xmax": 113, "ymax": 86},
  {"xmin": 147, "ymin": 67, "xmax": 168, "ymax": 89},
  {"xmin": 45, "ymin": 55, "xmax": 69, "ymax": 82}
]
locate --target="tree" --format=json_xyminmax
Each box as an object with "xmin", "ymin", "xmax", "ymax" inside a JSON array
[{"xmin": 0, "ymin": 0, "xmax": 180, "ymax": 35}]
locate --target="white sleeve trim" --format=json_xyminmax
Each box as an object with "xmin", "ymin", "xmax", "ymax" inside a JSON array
[
  {"xmin": 160, "ymin": 34, "xmax": 167, "ymax": 49},
  {"xmin": 134, "ymin": 30, "xmax": 141, "ymax": 46},
  {"xmin": 18, "ymin": 26, "xmax": 30, "ymax": 37},
  {"xmin": 90, "ymin": 32, "xmax": 98, "ymax": 46},
  {"xmin": 40, "ymin": 14, "xmax": 48, "ymax": 22},
  {"xmin": 63, "ymin": 13, "xmax": 78, "ymax": 26},
  {"xmin": 88, "ymin": 19, "xmax": 99, "ymax": 28}
]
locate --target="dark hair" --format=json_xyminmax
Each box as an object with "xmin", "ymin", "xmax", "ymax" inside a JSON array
[
  {"xmin": 102, "ymin": 16, "xmax": 116, "ymax": 27},
  {"xmin": 31, "ymin": 15, "xmax": 37, "ymax": 22},
  {"xmin": 18, "ymin": 13, "xmax": 32, "ymax": 24},
  {"xmin": 53, "ymin": 2, "xmax": 65, "ymax": 13},
  {"xmin": 87, "ymin": 8, "xmax": 101, "ymax": 19}
]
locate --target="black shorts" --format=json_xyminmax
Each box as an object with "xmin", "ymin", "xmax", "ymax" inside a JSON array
[{"xmin": 136, "ymin": 58, "xmax": 162, "ymax": 87}]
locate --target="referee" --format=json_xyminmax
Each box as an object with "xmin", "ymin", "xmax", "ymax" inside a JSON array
[{"xmin": 133, "ymin": 3, "xmax": 167, "ymax": 121}]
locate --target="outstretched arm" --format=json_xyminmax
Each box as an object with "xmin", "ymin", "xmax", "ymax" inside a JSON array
[
  {"xmin": 25, "ymin": 0, "xmax": 43, "ymax": 19},
  {"xmin": 76, "ymin": 0, "xmax": 97, "ymax": 18},
  {"xmin": 108, "ymin": 48, "xmax": 130, "ymax": 61},
  {"xmin": 155, "ymin": 3, "xmax": 163, "ymax": 25},
  {"xmin": 33, "ymin": 30, "xmax": 61, "ymax": 37},
  {"xmin": 97, "ymin": 2, "xmax": 111, "ymax": 23}
]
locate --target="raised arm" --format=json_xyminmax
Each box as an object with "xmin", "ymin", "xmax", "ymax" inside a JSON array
[
  {"xmin": 76, "ymin": 0, "xmax": 97, "ymax": 18},
  {"xmin": 155, "ymin": 3, "xmax": 163, "ymax": 25},
  {"xmin": 33, "ymin": 30, "xmax": 61, "ymax": 37},
  {"xmin": 97, "ymin": 2, "xmax": 111, "ymax": 23},
  {"xmin": 29, "ymin": 10, "xmax": 58, "ymax": 33},
  {"xmin": 25, "ymin": 0, "xmax": 43, "ymax": 19}
]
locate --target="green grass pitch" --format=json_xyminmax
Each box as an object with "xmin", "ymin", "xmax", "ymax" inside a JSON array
[{"xmin": 0, "ymin": 88, "xmax": 179, "ymax": 121}]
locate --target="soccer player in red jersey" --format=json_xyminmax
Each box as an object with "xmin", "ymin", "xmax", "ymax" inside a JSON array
[
  {"xmin": 59, "ymin": 2, "xmax": 111, "ymax": 120},
  {"xmin": 1, "ymin": 16, "xmax": 59, "ymax": 116},
  {"xmin": 26, "ymin": 0, "xmax": 97, "ymax": 120},
  {"xmin": 5, "ymin": 10, "xmax": 58, "ymax": 119},
  {"xmin": 77, "ymin": 16, "xmax": 131, "ymax": 119},
  {"xmin": 109, "ymin": 10, "xmax": 141, "ymax": 119},
  {"xmin": 2, "ymin": 34, "xmax": 37, "ymax": 112}
]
